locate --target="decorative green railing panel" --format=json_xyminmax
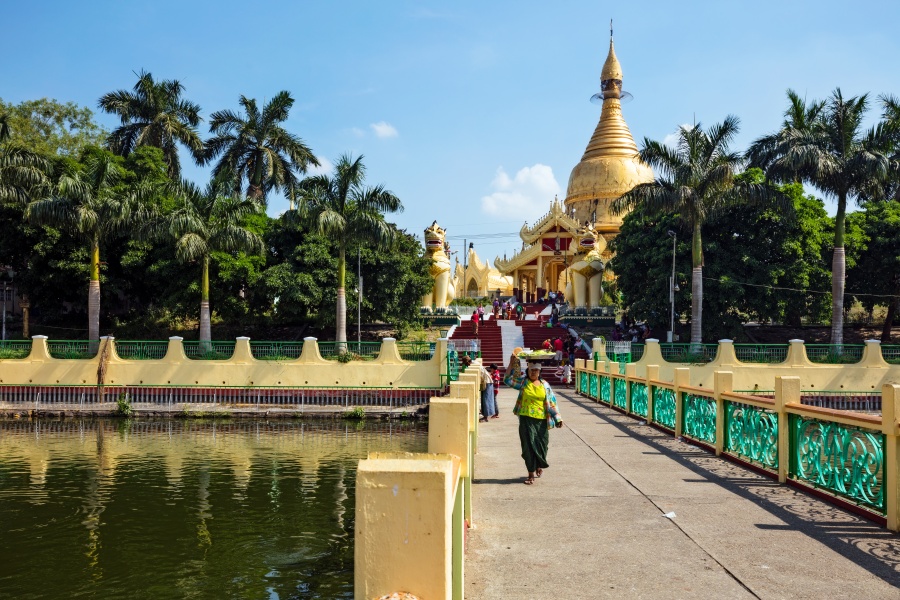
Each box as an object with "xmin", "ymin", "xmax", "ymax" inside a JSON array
[
  {"xmin": 660, "ymin": 343, "xmax": 717, "ymax": 363},
  {"xmin": 612, "ymin": 377, "xmax": 627, "ymax": 410},
  {"xmin": 789, "ymin": 414, "xmax": 885, "ymax": 512},
  {"xmin": 182, "ymin": 341, "xmax": 235, "ymax": 360},
  {"xmin": 578, "ymin": 371, "xmax": 588, "ymax": 394},
  {"xmin": 0, "ymin": 341, "xmax": 31, "ymax": 359},
  {"xmin": 630, "ymin": 382, "xmax": 648, "ymax": 417},
  {"xmin": 882, "ymin": 345, "xmax": 900, "ymax": 364},
  {"xmin": 588, "ymin": 373, "xmax": 598, "ymax": 399},
  {"xmin": 116, "ymin": 341, "xmax": 169, "ymax": 360},
  {"xmin": 249, "ymin": 341, "xmax": 304, "ymax": 361},
  {"xmin": 734, "ymin": 344, "xmax": 788, "ymax": 364},
  {"xmin": 599, "ymin": 375, "xmax": 611, "ymax": 404},
  {"xmin": 446, "ymin": 350, "xmax": 460, "ymax": 383},
  {"xmin": 319, "ymin": 341, "xmax": 381, "ymax": 360},
  {"xmin": 397, "ymin": 341, "xmax": 435, "ymax": 361},
  {"xmin": 653, "ymin": 387, "xmax": 676, "ymax": 430},
  {"xmin": 683, "ymin": 393, "xmax": 717, "ymax": 444},
  {"xmin": 48, "ymin": 340, "xmax": 96, "ymax": 360},
  {"xmin": 725, "ymin": 401, "xmax": 778, "ymax": 470},
  {"xmin": 805, "ymin": 344, "xmax": 863, "ymax": 364}
]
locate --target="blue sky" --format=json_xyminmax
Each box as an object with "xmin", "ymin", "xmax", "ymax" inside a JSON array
[{"xmin": 3, "ymin": 1, "xmax": 899, "ymax": 264}]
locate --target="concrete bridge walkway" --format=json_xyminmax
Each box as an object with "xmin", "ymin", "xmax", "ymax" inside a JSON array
[{"xmin": 466, "ymin": 387, "xmax": 900, "ymax": 599}]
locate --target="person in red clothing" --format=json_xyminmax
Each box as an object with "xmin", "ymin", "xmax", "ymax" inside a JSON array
[
  {"xmin": 553, "ymin": 337, "xmax": 564, "ymax": 365},
  {"xmin": 472, "ymin": 309, "xmax": 480, "ymax": 336}
]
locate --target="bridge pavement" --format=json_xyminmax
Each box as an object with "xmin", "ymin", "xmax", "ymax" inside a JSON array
[{"xmin": 465, "ymin": 386, "xmax": 900, "ymax": 599}]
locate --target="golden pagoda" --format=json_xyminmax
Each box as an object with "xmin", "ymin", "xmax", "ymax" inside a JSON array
[{"xmin": 564, "ymin": 31, "xmax": 653, "ymax": 235}]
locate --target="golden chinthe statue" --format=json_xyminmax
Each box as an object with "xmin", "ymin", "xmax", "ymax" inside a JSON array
[
  {"xmin": 566, "ymin": 224, "xmax": 607, "ymax": 309},
  {"xmin": 421, "ymin": 221, "xmax": 457, "ymax": 309}
]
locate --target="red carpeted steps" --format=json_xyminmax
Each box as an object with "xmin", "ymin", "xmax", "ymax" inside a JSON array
[
  {"xmin": 449, "ymin": 318, "xmax": 505, "ymax": 367},
  {"xmin": 517, "ymin": 320, "xmax": 589, "ymax": 387}
]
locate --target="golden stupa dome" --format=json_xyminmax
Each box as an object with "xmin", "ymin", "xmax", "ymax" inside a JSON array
[{"xmin": 565, "ymin": 34, "xmax": 653, "ymax": 233}]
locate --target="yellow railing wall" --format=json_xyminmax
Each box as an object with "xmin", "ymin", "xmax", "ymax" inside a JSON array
[
  {"xmin": 594, "ymin": 338, "xmax": 900, "ymax": 391},
  {"xmin": 0, "ymin": 336, "xmax": 449, "ymax": 389}
]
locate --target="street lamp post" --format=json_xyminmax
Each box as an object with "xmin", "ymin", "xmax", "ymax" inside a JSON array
[{"xmin": 667, "ymin": 230, "xmax": 677, "ymax": 343}]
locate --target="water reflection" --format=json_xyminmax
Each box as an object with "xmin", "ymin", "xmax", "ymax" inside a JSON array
[{"xmin": 0, "ymin": 419, "xmax": 427, "ymax": 599}]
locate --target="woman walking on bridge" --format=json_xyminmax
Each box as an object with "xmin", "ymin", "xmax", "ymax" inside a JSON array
[{"xmin": 504, "ymin": 354, "xmax": 563, "ymax": 484}]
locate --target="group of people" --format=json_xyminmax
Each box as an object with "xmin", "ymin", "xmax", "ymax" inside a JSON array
[
  {"xmin": 473, "ymin": 299, "xmax": 528, "ymax": 335},
  {"xmin": 610, "ymin": 320, "xmax": 652, "ymax": 343}
]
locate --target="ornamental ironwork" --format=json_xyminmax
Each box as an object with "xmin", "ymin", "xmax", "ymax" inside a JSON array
[
  {"xmin": 589, "ymin": 373, "xmax": 599, "ymax": 399},
  {"xmin": 725, "ymin": 401, "xmax": 778, "ymax": 470},
  {"xmin": 683, "ymin": 393, "xmax": 716, "ymax": 444},
  {"xmin": 599, "ymin": 375, "xmax": 611, "ymax": 404},
  {"xmin": 790, "ymin": 415, "xmax": 885, "ymax": 512},
  {"xmin": 630, "ymin": 382, "xmax": 648, "ymax": 417},
  {"xmin": 612, "ymin": 377, "xmax": 627, "ymax": 410},
  {"xmin": 579, "ymin": 371, "xmax": 588, "ymax": 395},
  {"xmin": 653, "ymin": 387, "xmax": 676, "ymax": 430}
]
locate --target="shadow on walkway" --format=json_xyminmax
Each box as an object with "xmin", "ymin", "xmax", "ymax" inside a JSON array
[{"xmin": 563, "ymin": 390, "xmax": 900, "ymax": 585}]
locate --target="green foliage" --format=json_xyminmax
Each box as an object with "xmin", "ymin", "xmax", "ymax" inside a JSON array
[
  {"xmin": 115, "ymin": 393, "xmax": 133, "ymax": 417},
  {"xmin": 846, "ymin": 200, "xmax": 900, "ymax": 338},
  {"xmin": 612, "ymin": 178, "xmax": 833, "ymax": 340},
  {"xmin": 342, "ymin": 406, "xmax": 366, "ymax": 420},
  {"xmin": 0, "ymin": 97, "xmax": 107, "ymax": 156},
  {"xmin": 336, "ymin": 351, "xmax": 354, "ymax": 363}
]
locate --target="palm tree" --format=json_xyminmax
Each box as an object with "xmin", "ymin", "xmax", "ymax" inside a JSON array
[
  {"xmin": 98, "ymin": 70, "xmax": 204, "ymax": 179},
  {"xmin": 25, "ymin": 150, "xmax": 149, "ymax": 346},
  {"xmin": 204, "ymin": 91, "xmax": 318, "ymax": 204},
  {"xmin": 747, "ymin": 89, "xmax": 893, "ymax": 345},
  {"xmin": 164, "ymin": 181, "xmax": 264, "ymax": 342},
  {"xmin": 613, "ymin": 116, "xmax": 788, "ymax": 344},
  {"xmin": 0, "ymin": 113, "xmax": 49, "ymax": 205},
  {"xmin": 295, "ymin": 154, "xmax": 402, "ymax": 346},
  {"xmin": 747, "ymin": 89, "xmax": 825, "ymax": 184}
]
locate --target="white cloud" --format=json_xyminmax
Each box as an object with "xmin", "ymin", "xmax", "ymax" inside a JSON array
[
  {"xmin": 349, "ymin": 127, "xmax": 365, "ymax": 138},
  {"xmin": 306, "ymin": 156, "xmax": 334, "ymax": 177},
  {"xmin": 481, "ymin": 164, "xmax": 561, "ymax": 217},
  {"xmin": 370, "ymin": 121, "xmax": 399, "ymax": 138},
  {"xmin": 662, "ymin": 124, "xmax": 692, "ymax": 148}
]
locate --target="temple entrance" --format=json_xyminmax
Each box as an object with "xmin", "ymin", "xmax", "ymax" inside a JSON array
[
  {"xmin": 466, "ymin": 278, "xmax": 479, "ymax": 298},
  {"xmin": 542, "ymin": 259, "xmax": 568, "ymax": 295}
]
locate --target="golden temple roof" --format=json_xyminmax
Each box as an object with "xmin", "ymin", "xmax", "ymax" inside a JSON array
[{"xmin": 564, "ymin": 31, "xmax": 653, "ymax": 231}]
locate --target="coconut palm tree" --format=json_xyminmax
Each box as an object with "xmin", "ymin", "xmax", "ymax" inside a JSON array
[
  {"xmin": 613, "ymin": 116, "xmax": 788, "ymax": 344},
  {"xmin": 25, "ymin": 149, "xmax": 150, "ymax": 346},
  {"xmin": 164, "ymin": 181, "xmax": 264, "ymax": 342},
  {"xmin": 0, "ymin": 113, "xmax": 49, "ymax": 205},
  {"xmin": 295, "ymin": 154, "xmax": 402, "ymax": 347},
  {"xmin": 204, "ymin": 91, "xmax": 318, "ymax": 204},
  {"xmin": 99, "ymin": 70, "xmax": 204, "ymax": 179},
  {"xmin": 747, "ymin": 89, "xmax": 893, "ymax": 345}
]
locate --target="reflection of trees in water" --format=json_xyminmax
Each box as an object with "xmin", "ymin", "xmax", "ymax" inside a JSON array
[{"xmin": 0, "ymin": 418, "xmax": 425, "ymax": 598}]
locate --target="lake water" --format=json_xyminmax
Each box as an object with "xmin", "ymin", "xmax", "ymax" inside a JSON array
[{"xmin": 0, "ymin": 418, "xmax": 428, "ymax": 599}]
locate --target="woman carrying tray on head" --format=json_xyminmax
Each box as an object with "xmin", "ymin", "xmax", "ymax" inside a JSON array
[{"xmin": 504, "ymin": 352, "xmax": 564, "ymax": 485}]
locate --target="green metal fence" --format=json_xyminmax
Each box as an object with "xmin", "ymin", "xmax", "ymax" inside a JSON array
[
  {"xmin": 660, "ymin": 343, "xmax": 718, "ymax": 363},
  {"xmin": 881, "ymin": 345, "xmax": 900, "ymax": 364},
  {"xmin": 683, "ymin": 393, "xmax": 717, "ymax": 444},
  {"xmin": 182, "ymin": 341, "xmax": 236, "ymax": 360},
  {"xmin": 734, "ymin": 344, "xmax": 788, "ymax": 364},
  {"xmin": 319, "ymin": 341, "xmax": 381, "ymax": 360},
  {"xmin": 805, "ymin": 344, "xmax": 864, "ymax": 364},
  {"xmin": 249, "ymin": 341, "xmax": 304, "ymax": 361},
  {"xmin": 630, "ymin": 381, "xmax": 648, "ymax": 417},
  {"xmin": 652, "ymin": 387, "xmax": 677, "ymax": 430},
  {"xmin": 116, "ymin": 341, "xmax": 169, "ymax": 360},
  {"xmin": 0, "ymin": 340, "xmax": 31, "ymax": 359},
  {"xmin": 397, "ymin": 341, "xmax": 435, "ymax": 361},
  {"xmin": 48, "ymin": 340, "xmax": 96, "ymax": 360}
]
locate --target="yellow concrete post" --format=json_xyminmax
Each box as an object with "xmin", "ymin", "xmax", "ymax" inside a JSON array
[
  {"xmin": 27, "ymin": 335, "xmax": 51, "ymax": 361},
  {"xmin": 355, "ymin": 452, "xmax": 460, "ymax": 600},
  {"xmin": 429, "ymin": 397, "xmax": 471, "ymax": 479},
  {"xmin": 592, "ymin": 336, "xmax": 607, "ymax": 362},
  {"xmin": 298, "ymin": 336, "xmax": 327, "ymax": 363},
  {"xmin": 624, "ymin": 363, "xmax": 637, "ymax": 413},
  {"xmin": 774, "ymin": 376, "xmax": 801, "ymax": 483},
  {"xmin": 231, "ymin": 337, "xmax": 253, "ymax": 363},
  {"xmin": 449, "ymin": 378, "xmax": 477, "ymax": 525},
  {"xmin": 377, "ymin": 337, "xmax": 404, "ymax": 364},
  {"xmin": 785, "ymin": 339, "xmax": 809, "ymax": 366},
  {"xmin": 646, "ymin": 365, "xmax": 659, "ymax": 423},
  {"xmin": 165, "ymin": 336, "xmax": 186, "ymax": 362},
  {"xmin": 881, "ymin": 384, "xmax": 900, "ymax": 531},
  {"xmin": 673, "ymin": 367, "xmax": 690, "ymax": 437},
  {"xmin": 713, "ymin": 371, "xmax": 733, "ymax": 456},
  {"xmin": 642, "ymin": 339, "xmax": 664, "ymax": 367},
  {"xmin": 861, "ymin": 339, "xmax": 886, "ymax": 367},
  {"xmin": 716, "ymin": 339, "xmax": 737, "ymax": 367}
]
